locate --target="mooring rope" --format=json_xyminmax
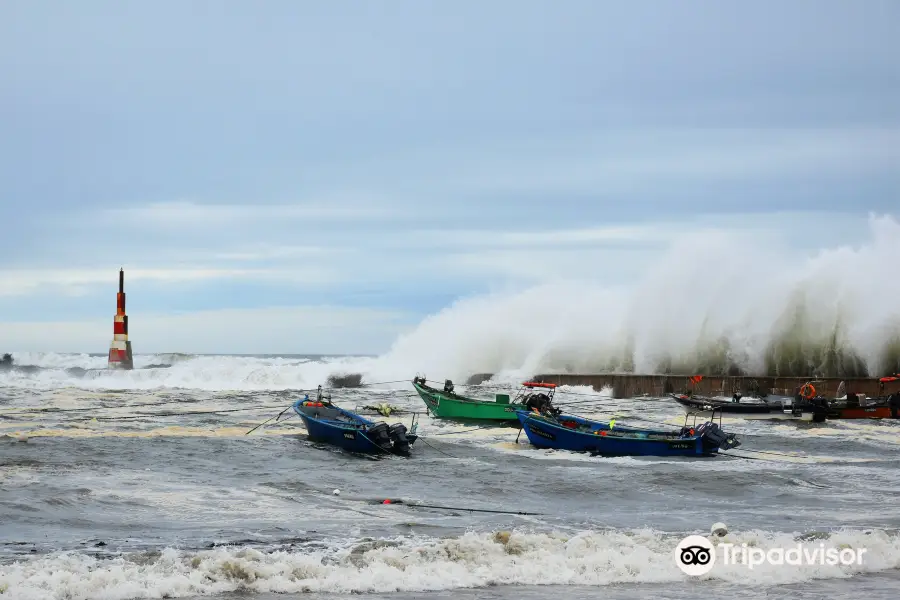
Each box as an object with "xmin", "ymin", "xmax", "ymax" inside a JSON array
[
  {"xmin": 89, "ymin": 406, "xmax": 295, "ymax": 421},
  {"xmin": 245, "ymin": 405, "xmax": 294, "ymax": 435},
  {"xmin": 415, "ymin": 436, "xmax": 458, "ymax": 459}
]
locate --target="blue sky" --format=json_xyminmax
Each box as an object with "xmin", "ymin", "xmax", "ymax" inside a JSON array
[{"xmin": 1, "ymin": 1, "xmax": 898, "ymax": 354}]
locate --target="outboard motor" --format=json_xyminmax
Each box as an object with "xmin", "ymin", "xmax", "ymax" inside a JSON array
[
  {"xmin": 811, "ymin": 396, "xmax": 829, "ymax": 423},
  {"xmin": 443, "ymin": 379, "xmax": 454, "ymax": 394},
  {"xmin": 696, "ymin": 422, "xmax": 741, "ymax": 452},
  {"xmin": 721, "ymin": 433, "xmax": 741, "ymax": 450},
  {"xmin": 388, "ymin": 423, "xmax": 411, "ymax": 454},
  {"xmin": 524, "ymin": 392, "xmax": 559, "ymax": 416},
  {"xmin": 365, "ymin": 422, "xmax": 392, "ymax": 450}
]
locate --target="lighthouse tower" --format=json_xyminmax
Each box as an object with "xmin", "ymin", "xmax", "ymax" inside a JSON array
[{"xmin": 108, "ymin": 268, "xmax": 134, "ymax": 370}]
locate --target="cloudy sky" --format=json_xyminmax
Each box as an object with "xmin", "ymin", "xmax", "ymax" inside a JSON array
[{"xmin": 1, "ymin": 1, "xmax": 898, "ymax": 354}]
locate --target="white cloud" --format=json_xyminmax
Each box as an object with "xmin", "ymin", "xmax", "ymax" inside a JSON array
[
  {"xmin": 394, "ymin": 224, "xmax": 671, "ymax": 249},
  {"xmin": 95, "ymin": 200, "xmax": 398, "ymax": 229},
  {"xmin": 197, "ymin": 244, "xmax": 334, "ymax": 262},
  {"xmin": 0, "ymin": 266, "xmax": 337, "ymax": 297},
  {"xmin": 0, "ymin": 305, "xmax": 414, "ymax": 354},
  {"xmin": 343, "ymin": 126, "xmax": 900, "ymax": 198}
]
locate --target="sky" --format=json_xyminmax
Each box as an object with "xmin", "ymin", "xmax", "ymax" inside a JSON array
[{"xmin": 1, "ymin": 0, "xmax": 898, "ymax": 354}]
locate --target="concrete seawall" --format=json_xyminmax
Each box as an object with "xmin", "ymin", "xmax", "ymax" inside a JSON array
[{"xmin": 465, "ymin": 373, "xmax": 900, "ymax": 399}]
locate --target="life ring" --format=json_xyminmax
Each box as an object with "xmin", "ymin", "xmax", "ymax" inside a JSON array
[{"xmin": 800, "ymin": 383, "xmax": 816, "ymax": 400}]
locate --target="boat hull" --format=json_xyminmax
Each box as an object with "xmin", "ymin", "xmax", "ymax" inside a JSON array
[
  {"xmin": 671, "ymin": 394, "xmax": 816, "ymax": 421},
  {"xmin": 293, "ymin": 401, "xmax": 417, "ymax": 455},
  {"xmin": 827, "ymin": 405, "xmax": 897, "ymax": 419},
  {"xmin": 515, "ymin": 411, "xmax": 723, "ymax": 457},
  {"xmin": 413, "ymin": 381, "xmax": 523, "ymax": 422},
  {"xmin": 299, "ymin": 414, "xmax": 387, "ymax": 453}
]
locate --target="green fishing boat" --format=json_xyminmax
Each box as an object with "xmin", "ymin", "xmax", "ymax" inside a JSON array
[{"xmin": 411, "ymin": 376, "xmax": 558, "ymax": 422}]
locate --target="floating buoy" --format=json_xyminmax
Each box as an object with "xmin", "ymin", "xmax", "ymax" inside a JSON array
[
  {"xmin": 333, "ymin": 489, "xmax": 340, "ymax": 496},
  {"xmin": 711, "ymin": 522, "xmax": 728, "ymax": 537},
  {"xmin": 382, "ymin": 499, "xmax": 391, "ymax": 504}
]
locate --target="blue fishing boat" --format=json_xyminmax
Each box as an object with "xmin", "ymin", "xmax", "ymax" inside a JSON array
[
  {"xmin": 293, "ymin": 393, "xmax": 418, "ymax": 456},
  {"xmin": 515, "ymin": 410, "xmax": 740, "ymax": 457}
]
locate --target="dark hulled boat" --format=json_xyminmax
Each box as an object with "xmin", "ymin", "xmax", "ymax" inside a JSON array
[
  {"xmin": 292, "ymin": 390, "xmax": 418, "ymax": 456},
  {"xmin": 670, "ymin": 392, "xmax": 824, "ymax": 422}
]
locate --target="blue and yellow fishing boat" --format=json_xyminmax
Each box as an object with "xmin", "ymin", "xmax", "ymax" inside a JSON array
[{"xmin": 515, "ymin": 410, "xmax": 740, "ymax": 457}]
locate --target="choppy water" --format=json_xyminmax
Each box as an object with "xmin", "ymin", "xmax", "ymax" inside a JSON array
[{"xmin": 2, "ymin": 354, "xmax": 900, "ymax": 599}]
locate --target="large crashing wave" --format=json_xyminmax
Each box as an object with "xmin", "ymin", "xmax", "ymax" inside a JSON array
[{"xmin": 382, "ymin": 214, "xmax": 900, "ymax": 379}]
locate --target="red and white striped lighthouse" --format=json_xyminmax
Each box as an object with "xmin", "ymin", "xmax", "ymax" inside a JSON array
[{"xmin": 108, "ymin": 268, "xmax": 134, "ymax": 370}]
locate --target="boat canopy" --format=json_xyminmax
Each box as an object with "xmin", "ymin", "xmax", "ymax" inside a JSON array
[{"xmin": 522, "ymin": 381, "xmax": 557, "ymax": 389}]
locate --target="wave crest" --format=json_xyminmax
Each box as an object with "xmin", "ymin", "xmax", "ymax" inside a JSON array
[{"xmin": 3, "ymin": 528, "xmax": 899, "ymax": 599}]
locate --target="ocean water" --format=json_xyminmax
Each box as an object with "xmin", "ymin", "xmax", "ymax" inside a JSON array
[{"xmin": 2, "ymin": 353, "xmax": 899, "ymax": 599}]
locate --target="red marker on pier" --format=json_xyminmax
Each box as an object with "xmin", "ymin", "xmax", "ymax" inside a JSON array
[{"xmin": 107, "ymin": 268, "xmax": 134, "ymax": 370}]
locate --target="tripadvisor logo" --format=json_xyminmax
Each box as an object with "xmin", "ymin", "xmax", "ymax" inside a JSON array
[
  {"xmin": 674, "ymin": 534, "xmax": 867, "ymax": 576},
  {"xmin": 674, "ymin": 535, "xmax": 716, "ymax": 576}
]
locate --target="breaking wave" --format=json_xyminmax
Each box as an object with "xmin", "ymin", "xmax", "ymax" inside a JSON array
[
  {"xmin": 0, "ymin": 353, "xmax": 390, "ymax": 391},
  {"xmin": 382, "ymin": 214, "xmax": 900, "ymax": 379},
  {"xmin": 3, "ymin": 528, "xmax": 899, "ymax": 599}
]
